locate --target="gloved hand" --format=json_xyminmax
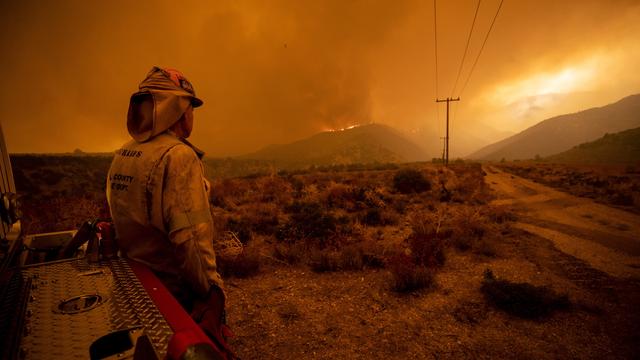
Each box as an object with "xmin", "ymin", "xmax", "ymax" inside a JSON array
[{"xmin": 190, "ymin": 286, "xmax": 237, "ymax": 359}]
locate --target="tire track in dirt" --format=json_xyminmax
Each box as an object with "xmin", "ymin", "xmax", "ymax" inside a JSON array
[
  {"xmin": 519, "ymin": 216, "xmax": 640, "ymax": 256},
  {"xmin": 484, "ymin": 165, "xmax": 640, "ymax": 280},
  {"xmin": 516, "ymin": 228, "xmax": 619, "ymax": 298}
]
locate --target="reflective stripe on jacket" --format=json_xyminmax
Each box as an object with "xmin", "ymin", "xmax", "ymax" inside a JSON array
[{"xmin": 107, "ymin": 133, "xmax": 223, "ymax": 298}]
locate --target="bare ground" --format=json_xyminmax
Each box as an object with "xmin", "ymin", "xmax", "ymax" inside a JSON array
[
  {"xmin": 484, "ymin": 165, "xmax": 640, "ymax": 279},
  {"xmin": 224, "ymin": 167, "xmax": 640, "ymax": 359}
]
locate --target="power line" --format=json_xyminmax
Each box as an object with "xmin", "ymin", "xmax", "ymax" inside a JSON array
[
  {"xmin": 433, "ymin": 0, "xmax": 441, "ymax": 147},
  {"xmin": 458, "ymin": 0, "xmax": 504, "ymax": 98},
  {"xmin": 433, "ymin": 0, "xmax": 439, "ymax": 99},
  {"xmin": 450, "ymin": 0, "xmax": 482, "ymax": 97}
]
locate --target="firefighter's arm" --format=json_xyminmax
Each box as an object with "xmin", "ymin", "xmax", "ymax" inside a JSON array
[{"xmin": 162, "ymin": 145, "xmax": 223, "ymax": 297}]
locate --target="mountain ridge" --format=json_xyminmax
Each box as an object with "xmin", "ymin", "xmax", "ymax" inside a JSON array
[
  {"xmin": 468, "ymin": 94, "xmax": 640, "ymax": 160},
  {"xmin": 240, "ymin": 123, "xmax": 428, "ymax": 165}
]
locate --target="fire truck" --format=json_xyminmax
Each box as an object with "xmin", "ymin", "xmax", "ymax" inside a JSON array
[{"xmin": 0, "ymin": 123, "xmax": 230, "ymax": 360}]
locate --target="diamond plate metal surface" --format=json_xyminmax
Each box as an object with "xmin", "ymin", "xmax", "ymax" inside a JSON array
[{"xmin": 20, "ymin": 258, "xmax": 173, "ymax": 359}]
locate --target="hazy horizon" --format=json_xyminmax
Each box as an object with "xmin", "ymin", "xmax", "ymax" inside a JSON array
[{"xmin": 2, "ymin": 0, "xmax": 639, "ymax": 157}]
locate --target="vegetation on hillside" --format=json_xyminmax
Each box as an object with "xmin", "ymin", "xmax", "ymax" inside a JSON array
[
  {"xmin": 497, "ymin": 162, "xmax": 640, "ymax": 213},
  {"xmin": 546, "ymin": 126, "xmax": 640, "ymax": 164},
  {"xmin": 239, "ymin": 123, "xmax": 428, "ymax": 166},
  {"xmin": 11, "ymin": 155, "xmax": 112, "ymax": 234},
  {"xmin": 206, "ymin": 162, "xmax": 506, "ymax": 291}
]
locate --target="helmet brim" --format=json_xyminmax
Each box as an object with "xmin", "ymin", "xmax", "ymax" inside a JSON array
[{"xmin": 191, "ymin": 96, "xmax": 204, "ymax": 108}]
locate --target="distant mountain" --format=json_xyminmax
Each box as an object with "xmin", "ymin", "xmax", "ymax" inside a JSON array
[
  {"xmin": 546, "ymin": 127, "xmax": 640, "ymax": 164},
  {"xmin": 240, "ymin": 123, "xmax": 428, "ymax": 166},
  {"xmin": 468, "ymin": 94, "xmax": 640, "ymax": 160},
  {"xmin": 406, "ymin": 123, "xmax": 514, "ymax": 160}
]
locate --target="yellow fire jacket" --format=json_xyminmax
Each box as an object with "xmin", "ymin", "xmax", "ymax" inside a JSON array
[{"xmin": 107, "ymin": 132, "xmax": 223, "ymax": 300}]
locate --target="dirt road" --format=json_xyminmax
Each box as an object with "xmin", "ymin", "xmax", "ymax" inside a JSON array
[{"xmin": 484, "ymin": 165, "xmax": 640, "ymax": 279}]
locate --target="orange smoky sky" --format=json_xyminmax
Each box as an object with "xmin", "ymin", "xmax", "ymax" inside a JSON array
[{"xmin": 1, "ymin": 0, "xmax": 639, "ymax": 157}]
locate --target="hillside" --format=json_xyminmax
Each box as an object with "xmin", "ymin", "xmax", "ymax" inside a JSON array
[
  {"xmin": 240, "ymin": 123, "xmax": 428, "ymax": 166},
  {"xmin": 10, "ymin": 154, "xmax": 113, "ymax": 234},
  {"xmin": 11, "ymin": 154, "xmax": 112, "ymax": 199},
  {"xmin": 546, "ymin": 126, "xmax": 640, "ymax": 164},
  {"xmin": 468, "ymin": 94, "xmax": 640, "ymax": 160}
]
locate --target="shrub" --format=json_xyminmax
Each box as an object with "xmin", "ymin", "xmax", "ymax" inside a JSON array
[
  {"xmin": 210, "ymin": 178, "xmax": 249, "ymax": 208},
  {"xmin": 277, "ymin": 201, "xmax": 337, "ymax": 247},
  {"xmin": 256, "ymin": 176, "xmax": 293, "ymax": 206},
  {"xmin": 340, "ymin": 245, "xmax": 365, "ymax": 270},
  {"xmin": 325, "ymin": 182, "xmax": 357, "ymax": 209},
  {"xmin": 390, "ymin": 197, "xmax": 409, "ymax": 214},
  {"xmin": 362, "ymin": 252, "xmax": 386, "ymax": 268},
  {"xmin": 451, "ymin": 172, "xmax": 490, "ymax": 204},
  {"xmin": 218, "ymin": 249, "xmax": 262, "ymax": 278},
  {"xmin": 286, "ymin": 176, "xmax": 305, "ymax": 197},
  {"xmin": 449, "ymin": 207, "xmax": 486, "ymax": 252},
  {"xmin": 610, "ymin": 192, "xmax": 634, "ymax": 206},
  {"xmin": 13, "ymin": 168, "xmax": 36, "ymax": 194},
  {"xmin": 324, "ymin": 182, "xmax": 386, "ymax": 213},
  {"xmin": 438, "ymin": 182, "xmax": 452, "ymax": 202},
  {"xmin": 225, "ymin": 217, "xmax": 253, "ymax": 244},
  {"xmin": 475, "ymin": 239, "xmax": 497, "ymax": 257},
  {"xmin": 21, "ymin": 196, "xmax": 103, "ymax": 234},
  {"xmin": 387, "ymin": 254, "xmax": 435, "ymax": 293},
  {"xmin": 481, "ymin": 269, "xmax": 570, "ymax": 318},
  {"xmin": 361, "ymin": 208, "xmax": 383, "ymax": 226},
  {"xmin": 407, "ymin": 209, "xmax": 448, "ymax": 267},
  {"xmin": 272, "ymin": 243, "xmax": 305, "ymax": 265},
  {"xmin": 407, "ymin": 230, "xmax": 447, "ymax": 268},
  {"xmin": 359, "ymin": 187, "xmax": 387, "ymax": 208},
  {"xmin": 309, "ymin": 250, "xmax": 340, "ymax": 273},
  {"xmin": 625, "ymin": 165, "xmax": 640, "ymax": 174},
  {"xmin": 41, "ymin": 168, "xmax": 63, "ymax": 186},
  {"xmin": 358, "ymin": 240, "xmax": 387, "ymax": 269},
  {"xmin": 485, "ymin": 205, "xmax": 516, "ymax": 224},
  {"xmin": 393, "ymin": 169, "xmax": 431, "ymax": 194},
  {"xmin": 242, "ymin": 202, "xmax": 280, "ymax": 236}
]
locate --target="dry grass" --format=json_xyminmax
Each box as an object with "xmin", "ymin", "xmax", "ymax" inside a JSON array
[
  {"xmin": 339, "ymin": 245, "xmax": 366, "ymax": 271},
  {"xmin": 20, "ymin": 196, "xmax": 108, "ymax": 234},
  {"xmin": 308, "ymin": 250, "xmax": 341, "ymax": 273},
  {"xmin": 386, "ymin": 253, "xmax": 435, "ymax": 293}
]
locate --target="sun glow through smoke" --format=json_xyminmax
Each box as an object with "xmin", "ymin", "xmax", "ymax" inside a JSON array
[{"xmin": 488, "ymin": 57, "xmax": 602, "ymax": 107}]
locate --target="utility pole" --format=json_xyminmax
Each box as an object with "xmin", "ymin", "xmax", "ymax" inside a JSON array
[{"xmin": 436, "ymin": 97, "xmax": 460, "ymax": 166}]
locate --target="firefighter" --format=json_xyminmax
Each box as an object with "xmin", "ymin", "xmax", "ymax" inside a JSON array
[{"xmin": 107, "ymin": 66, "xmax": 233, "ymax": 356}]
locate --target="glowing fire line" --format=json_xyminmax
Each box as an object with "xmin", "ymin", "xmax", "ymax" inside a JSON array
[{"xmin": 324, "ymin": 124, "xmax": 361, "ymax": 132}]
